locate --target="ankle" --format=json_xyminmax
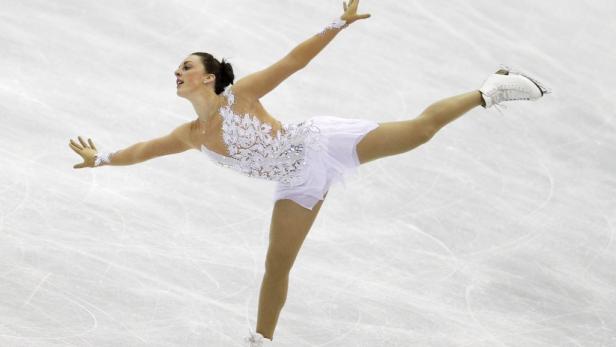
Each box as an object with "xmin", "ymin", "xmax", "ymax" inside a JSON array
[
  {"xmin": 478, "ymin": 90, "xmax": 486, "ymax": 107},
  {"xmin": 259, "ymin": 332, "xmax": 272, "ymax": 341}
]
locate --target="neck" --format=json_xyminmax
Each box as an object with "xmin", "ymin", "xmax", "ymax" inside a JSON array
[{"xmin": 188, "ymin": 89, "xmax": 224, "ymax": 124}]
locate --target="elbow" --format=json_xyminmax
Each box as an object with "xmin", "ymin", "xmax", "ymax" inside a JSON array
[
  {"xmin": 295, "ymin": 60, "xmax": 308, "ymax": 70},
  {"xmin": 288, "ymin": 53, "xmax": 308, "ymax": 70}
]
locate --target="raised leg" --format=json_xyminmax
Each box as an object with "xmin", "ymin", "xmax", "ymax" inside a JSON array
[
  {"xmin": 356, "ymin": 90, "xmax": 484, "ymax": 164},
  {"xmin": 256, "ymin": 193, "xmax": 328, "ymax": 340}
]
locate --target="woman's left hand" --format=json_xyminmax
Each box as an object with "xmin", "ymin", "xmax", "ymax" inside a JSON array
[{"xmin": 341, "ymin": 0, "xmax": 371, "ymax": 25}]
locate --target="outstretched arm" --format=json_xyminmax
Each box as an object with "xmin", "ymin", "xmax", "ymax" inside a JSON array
[
  {"xmin": 234, "ymin": 0, "xmax": 370, "ymax": 100},
  {"xmin": 101, "ymin": 122, "xmax": 193, "ymax": 166},
  {"xmin": 69, "ymin": 121, "xmax": 193, "ymax": 169}
]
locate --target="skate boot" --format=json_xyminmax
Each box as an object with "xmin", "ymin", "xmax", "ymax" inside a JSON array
[
  {"xmin": 479, "ymin": 65, "xmax": 551, "ymax": 110},
  {"xmin": 244, "ymin": 328, "xmax": 272, "ymax": 346}
]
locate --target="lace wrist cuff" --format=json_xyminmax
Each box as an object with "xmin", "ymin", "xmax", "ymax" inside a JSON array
[
  {"xmin": 318, "ymin": 17, "xmax": 348, "ymax": 36},
  {"xmin": 94, "ymin": 151, "xmax": 112, "ymax": 167}
]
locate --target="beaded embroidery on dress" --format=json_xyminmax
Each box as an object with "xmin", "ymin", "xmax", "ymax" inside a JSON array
[{"xmin": 200, "ymin": 87, "xmax": 323, "ymax": 186}]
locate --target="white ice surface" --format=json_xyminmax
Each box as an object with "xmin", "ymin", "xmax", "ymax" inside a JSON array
[{"xmin": 1, "ymin": 0, "xmax": 615, "ymax": 346}]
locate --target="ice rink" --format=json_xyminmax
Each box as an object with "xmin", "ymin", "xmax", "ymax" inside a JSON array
[{"xmin": 1, "ymin": 0, "xmax": 615, "ymax": 346}]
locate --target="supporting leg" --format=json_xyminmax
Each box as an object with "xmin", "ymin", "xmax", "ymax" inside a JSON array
[
  {"xmin": 256, "ymin": 194, "xmax": 327, "ymax": 340},
  {"xmin": 256, "ymin": 273, "xmax": 289, "ymax": 340}
]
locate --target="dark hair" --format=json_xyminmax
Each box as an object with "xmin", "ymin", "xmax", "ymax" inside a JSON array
[{"xmin": 191, "ymin": 52, "xmax": 235, "ymax": 94}]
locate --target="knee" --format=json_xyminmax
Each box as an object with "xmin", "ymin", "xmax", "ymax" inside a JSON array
[
  {"xmin": 416, "ymin": 112, "xmax": 440, "ymax": 141},
  {"xmin": 264, "ymin": 252, "xmax": 295, "ymax": 278}
]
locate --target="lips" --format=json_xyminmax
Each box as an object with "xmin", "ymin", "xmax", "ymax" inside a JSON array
[{"xmin": 176, "ymin": 79, "xmax": 184, "ymax": 87}]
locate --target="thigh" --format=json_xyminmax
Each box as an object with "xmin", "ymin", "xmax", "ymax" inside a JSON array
[
  {"xmin": 265, "ymin": 192, "xmax": 328, "ymax": 275},
  {"xmin": 356, "ymin": 117, "xmax": 435, "ymax": 165}
]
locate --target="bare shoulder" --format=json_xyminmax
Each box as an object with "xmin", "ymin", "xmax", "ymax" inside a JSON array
[
  {"xmin": 173, "ymin": 120, "xmax": 200, "ymax": 150},
  {"xmin": 228, "ymin": 85, "xmax": 279, "ymax": 126},
  {"xmin": 229, "ymin": 80, "xmax": 249, "ymax": 98},
  {"xmin": 229, "ymin": 83, "xmax": 258, "ymax": 104}
]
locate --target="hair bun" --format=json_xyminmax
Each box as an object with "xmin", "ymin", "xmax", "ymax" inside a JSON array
[{"xmin": 219, "ymin": 58, "xmax": 235, "ymax": 89}]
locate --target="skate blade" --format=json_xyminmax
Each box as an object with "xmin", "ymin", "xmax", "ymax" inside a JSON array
[{"xmin": 497, "ymin": 64, "xmax": 552, "ymax": 96}]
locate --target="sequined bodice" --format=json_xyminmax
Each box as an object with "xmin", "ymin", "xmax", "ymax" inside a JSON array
[{"xmin": 200, "ymin": 87, "xmax": 321, "ymax": 186}]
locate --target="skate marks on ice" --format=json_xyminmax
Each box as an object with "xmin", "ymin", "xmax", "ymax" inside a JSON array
[{"xmin": 1, "ymin": 0, "xmax": 615, "ymax": 345}]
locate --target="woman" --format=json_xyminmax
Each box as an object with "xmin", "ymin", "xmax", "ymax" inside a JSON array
[{"xmin": 68, "ymin": 1, "xmax": 549, "ymax": 345}]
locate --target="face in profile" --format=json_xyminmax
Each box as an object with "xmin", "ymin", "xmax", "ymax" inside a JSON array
[{"xmin": 174, "ymin": 55, "xmax": 214, "ymax": 98}]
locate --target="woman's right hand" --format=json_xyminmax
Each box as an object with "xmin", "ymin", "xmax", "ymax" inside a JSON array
[{"xmin": 69, "ymin": 136, "xmax": 98, "ymax": 169}]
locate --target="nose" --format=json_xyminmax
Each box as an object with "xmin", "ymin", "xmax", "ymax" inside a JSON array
[{"xmin": 174, "ymin": 70, "xmax": 180, "ymax": 78}]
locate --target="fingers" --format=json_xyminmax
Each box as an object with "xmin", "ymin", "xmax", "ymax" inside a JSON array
[
  {"xmin": 69, "ymin": 142, "xmax": 83, "ymax": 154},
  {"xmin": 343, "ymin": 0, "xmax": 370, "ymax": 22},
  {"xmin": 78, "ymin": 136, "xmax": 88, "ymax": 148},
  {"xmin": 70, "ymin": 138, "xmax": 83, "ymax": 150},
  {"xmin": 343, "ymin": 0, "xmax": 356, "ymax": 11},
  {"xmin": 70, "ymin": 136, "xmax": 95, "ymax": 150}
]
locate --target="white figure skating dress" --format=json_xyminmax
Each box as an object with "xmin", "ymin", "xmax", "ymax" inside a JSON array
[{"xmin": 199, "ymin": 87, "xmax": 380, "ymax": 210}]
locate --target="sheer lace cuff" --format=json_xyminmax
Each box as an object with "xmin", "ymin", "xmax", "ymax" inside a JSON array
[
  {"xmin": 317, "ymin": 17, "xmax": 348, "ymax": 36},
  {"xmin": 94, "ymin": 151, "xmax": 113, "ymax": 167}
]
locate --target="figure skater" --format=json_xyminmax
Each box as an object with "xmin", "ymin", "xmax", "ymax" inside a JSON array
[{"xmin": 68, "ymin": 0, "xmax": 549, "ymax": 345}]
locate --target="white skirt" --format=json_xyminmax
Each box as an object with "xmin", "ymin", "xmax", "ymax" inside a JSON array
[{"xmin": 273, "ymin": 115, "xmax": 380, "ymax": 210}]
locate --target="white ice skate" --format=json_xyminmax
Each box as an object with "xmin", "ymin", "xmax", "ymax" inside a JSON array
[
  {"xmin": 244, "ymin": 328, "xmax": 272, "ymax": 346},
  {"xmin": 479, "ymin": 65, "xmax": 551, "ymax": 110}
]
